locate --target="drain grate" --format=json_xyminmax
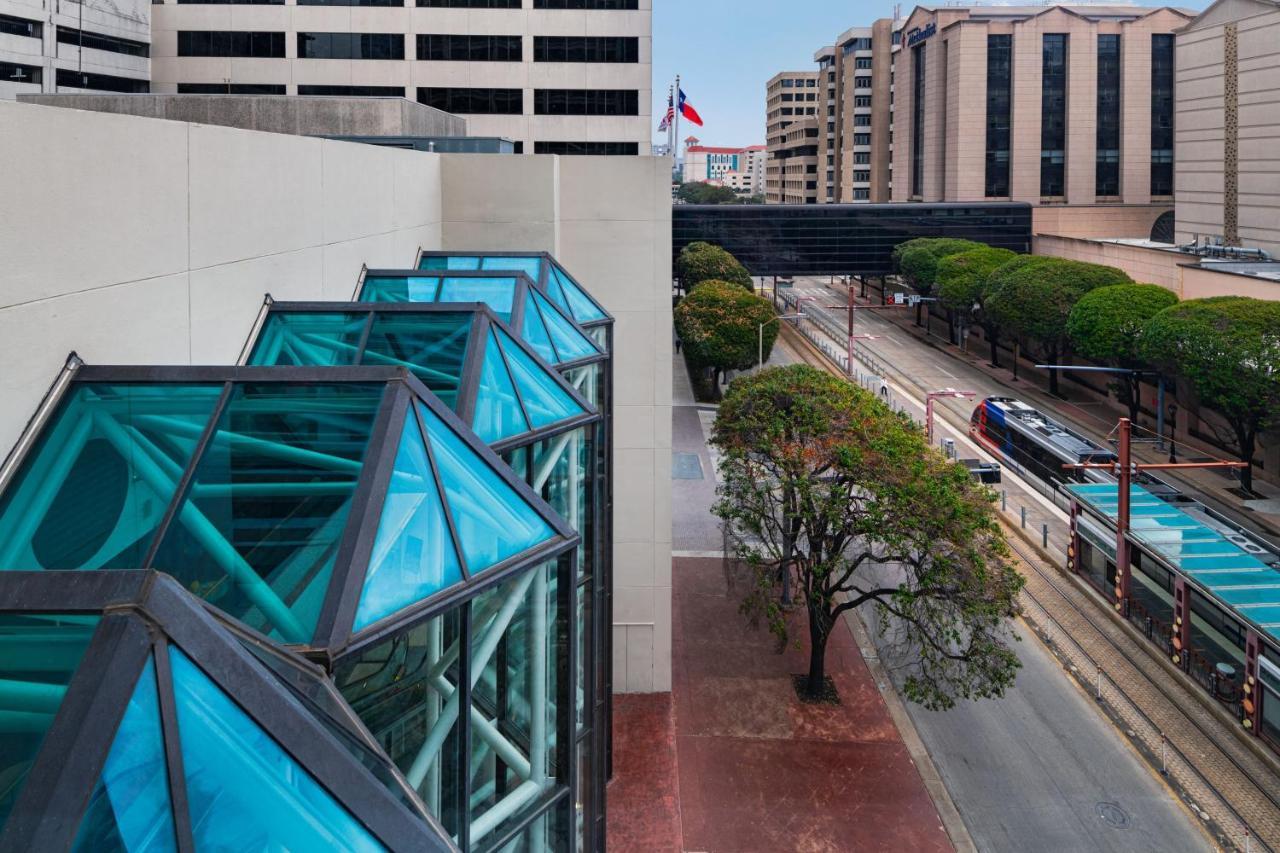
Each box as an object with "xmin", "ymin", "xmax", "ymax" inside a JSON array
[
  {"xmin": 672, "ymin": 452, "xmax": 705, "ymax": 480},
  {"xmin": 1095, "ymin": 802, "xmax": 1131, "ymax": 830}
]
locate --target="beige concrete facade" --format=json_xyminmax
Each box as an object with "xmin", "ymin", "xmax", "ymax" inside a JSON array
[
  {"xmin": 1175, "ymin": 0, "xmax": 1280, "ymax": 255},
  {"xmin": 0, "ymin": 0, "xmax": 149, "ymax": 99},
  {"xmin": 765, "ymin": 69, "xmax": 819, "ymax": 203},
  {"xmin": 826, "ymin": 21, "xmax": 900, "ymax": 203},
  {"xmin": 891, "ymin": 4, "xmax": 1193, "ymax": 222},
  {"xmin": 0, "ymin": 98, "xmax": 673, "ymax": 693},
  {"xmin": 148, "ymin": 1, "xmax": 651, "ymax": 155}
]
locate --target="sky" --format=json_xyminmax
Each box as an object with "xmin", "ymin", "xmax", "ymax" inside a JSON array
[{"xmin": 652, "ymin": 0, "xmax": 1212, "ymax": 151}]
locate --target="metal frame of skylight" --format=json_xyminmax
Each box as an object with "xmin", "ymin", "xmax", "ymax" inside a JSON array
[{"xmin": 0, "ymin": 570, "xmax": 456, "ymax": 853}]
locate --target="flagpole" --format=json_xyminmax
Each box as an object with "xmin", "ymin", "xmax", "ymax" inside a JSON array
[
  {"xmin": 667, "ymin": 83, "xmax": 674, "ymax": 159},
  {"xmin": 673, "ymin": 74, "xmax": 681, "ymax": 179}
]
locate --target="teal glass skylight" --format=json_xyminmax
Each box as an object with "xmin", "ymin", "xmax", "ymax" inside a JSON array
[
  {"xmin": 168, "ymin": 646, "xmax": 383, "ymax": 851},
  {"xmin": 72, "ymin": 656, "xmax": 177, "ymax": 852},
  {"xmin": 361, "ymin": 276, "xmax": 439, "ymax": 303},
  {"xmin": 420, "ymin": 255, "xmax": 543, "ymax": 281},
  {"xmin": 550, "ymin": 265, "xmax": 608, "ymax": 324},
  {"xmin": 474, "ymin": 329, "xmax": 529, "ymax": 444},
  {"xmin": 250, "ymin": 313, "xmax": 367, "ymax": 368},
  {"xmin": 437, "ymin": 278, "xmax": 516, "ymax": 322},
  {"xmin": 495, "ymin": 328, "xmax": 582, "ymax": 429},
  {"xmin": 520, "ymin": 292, "xmax": 558, "ymax": 364},
  {"xmin": 532, "ymin": 290, "xmax": 598, "ymax": 363},
  {"xmin": 418, "ymin": 254, "xmax": 610, "ymax": 326}
]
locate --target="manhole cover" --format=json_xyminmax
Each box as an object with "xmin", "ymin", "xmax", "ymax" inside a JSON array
[
  {"xmin": 672, "ymin": 452, "xmax": 704, "ymax": 480},
  {"xmin": 1096, "ymin": 802, "xmax": 1131, "ymax": 830}
]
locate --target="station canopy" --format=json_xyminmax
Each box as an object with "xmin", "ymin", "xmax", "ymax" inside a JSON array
[
  {"xmin": 1068, "ymin": 483, "xmax": 1280, "ymax": 644},
  {"xmin": 0, "ymin": 367, "xmax": 576, "ymax": 649}
]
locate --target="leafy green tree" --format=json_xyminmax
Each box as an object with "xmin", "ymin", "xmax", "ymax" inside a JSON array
[
  {"xmin": 676, "ymin": 182, "xmax": 740, "ymax": 205},
  {"xmin": 985, "ymin": 257, "xmax": 1132, "ymax": 395},
  {"xmin": 1140, "ymin": 297, "xmax": 1280, "ymax": 493},
  {"xmin": 712, "ymin": 365, "xmax": 1023, "ymax": 705},
  {"xmin": 674, "ymin": 281, "xmax": 778, "ymax": 393},
  {"xmin": 677, "ymin": 242, "xmax": 754, "ymax": 291},
  {"xmin": 893, "ymin": 238, "xmax": 985, "ymax": 327},
  {"xmin": 1067, "ymin": 284, "xmax": 1178, "ymax": 424},
  {"xmin": 937, "ymin": 247, "xmax": 1018, "ymax": 359}
]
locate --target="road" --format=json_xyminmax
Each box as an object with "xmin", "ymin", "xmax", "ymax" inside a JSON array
[{"xmin": 672, "ymin": 325, "xmax": 1213, "ymax": 852}]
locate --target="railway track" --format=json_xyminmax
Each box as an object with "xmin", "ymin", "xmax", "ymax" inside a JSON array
[{"xmin": 777, "ymin": 321, "xmax": 1280, "ymax": 852}]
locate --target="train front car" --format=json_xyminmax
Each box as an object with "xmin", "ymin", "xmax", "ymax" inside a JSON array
[{"xmin": 969, "ymin": 397, "xmax": 1115, "ymax": 491}]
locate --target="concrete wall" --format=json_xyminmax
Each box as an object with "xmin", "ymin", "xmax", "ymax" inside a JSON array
[
  {"xmin": 18, "ymin": 94, "xmax": 466, "ymax": 137},
  {"xmin": 1032, "ymin": 203, "xmax": 1168, "ymax": 240},
  {"xmin": 0, "ymin": 98, "xmax": 672, "ymax": 693}
]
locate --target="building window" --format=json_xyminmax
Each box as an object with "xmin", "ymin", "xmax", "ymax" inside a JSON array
[
  {"xmin": 417, "ymin": 34, "xmax": 521, "ymax": 61},
  {"xmin": 853, "ymin": 170, "xmax": 870, "ymax": 182},
  {"xmin": 299, "ymin": 0, "xmax": 402, "ymax": 6},
  {"xmin": 985, "ymin": 33, "xmax": 1012, "ymax": 197},
  {"xmin": 854, "ymin": 114, "xmax": 871, "ymax": 126},
  {"xmin": 854, "ymin": 188, "xmax": 870, "ymax": 200},
  {"xmin": 853, "ymin": 133, "xmax": 870, "ymax": 146},
  {"xmin": 854, "ymin": 57, "xmax": 873, "ymax": 69},
  {"xmin": 533, "ymin": 36, "xmax": 637, "ymax": 63},
  {"xmin": 533, "ymin": 0, "xmax": 638, "ymax": 7},
  {"xmin": 781, "ymin": 94, "xmax": 793, "ymax": 102},
  {"xmin": 805, "ymin": 79, "xmax": 816, "ymax": 87},
  {"xmin": 533, "ymin": 89, "xmax": 637, "ymax": 115},
  {"xmin": 420, "ymin": 0, "xmax": 519, "ymax": 6},
  {"xmin": 1151, "ymin": 34, "xmax": 1175, "ymax": 196},
  {"xmin": 55, "ymin": 69, "xmax": 148, "ymax": 92},
  {"xmin": 56, "ymin": 26, "xmax": 150, "ymax": 58},
  {"xmin": 299, "ymin": 85, "xmax": 405, "ymax": 96},
  {"xmin": 1096, "ymin": 34, "xmax": 1121, "ymax": 197},
  {"xmin": 0, "ymin": 13, "xmax": 41, "ymax": 38},
  {"xmin": 911, "ymin": 42, "xmax": 926, "ymax": 197},
  {"xmin": 853, "ymin": 95, "xmax": 871, "ymax": 107},
  {"xmin": 178, "ymin": 83, "xmax": 287, "ymax": 94},
  {"xmin": 178, "ymin": 31, "xmax": 285, "ymax": 58},
  {"xmin": 534, "ymin": 141, "xmax": 639, "ymax": 155},
  {"xmin": 298, "ymin": 33, "xmax": 404, "ymax": 59},
  {"xmin": 0, "ymin": 61, "xmax": 41, "ymax": 84},
  {"xmin": 419, "ymin": 87, "xmax": 522, "ymax": 114},
  {"xmin": 175, "ymin": 0, "xmax": 284, "ymax": 4},
  {"xmin": 854, "ymin": 151, "xmax": 870, "ymax": 164},
  {"xmin": 854, "ymin": 76, "xmax": 872, "ymax": 88},
  {"xmin": 1040, "ymin": 34, "xmax": 1068, "ymax": 197}
]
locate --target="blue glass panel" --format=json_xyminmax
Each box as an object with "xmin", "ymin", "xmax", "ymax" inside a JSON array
[
  {"xmin": 361, "ymin": 277, "xmax": 441, "ymax": 303},
  {"xmin": 552, "ymin": 266, "xmax": 608, "ymax": 323},
  {"xmin": 520, "ymin": 292, "xmax": 558, "ymax": 364},
  {"xmin": 354, "ymin": 412, "xmax": 463, "ymax": 631},
  {"xmin": 0, "ymin": 613, "xmax": 99, "ymax": 830},
  {"xmin": 363, "ymin": 312, "xmax": 473, "ymax": 410},
  {"xmin": 418, "ymin": 404, "xmax": 555, "ymax": 573},
  {"xmin": 0, "ymin": 384, "xmax": 223, "ymax": 572},
  {"xmin": 543, "ymin": 268, "xmax": 568, "ymax": 309},
  {"xmin": 532, "ymin": 291, "xmax": 598, "ymax": 363},
  {"xmin": 481, "ymin": 256, "xmax": 542, "ymax": 281},
  {"xmin": 474, "ymin": 330, "xmax": 529, "ymax": 444},
  {"xmin": 436, "ymin": 278, "xmax": 516, "ymax": 322},
  {"xmin": 420, "ymin": 256, "xmax": 480, "ymax": 271},
  {"xmin": 168, "ymin": 647, "xmax": 383, "ymax": 851},
  {"xmin": 248, "ymin": 313, "xmax": 367, "ymax": 368},
  {"xmin": 495, "ymin": 329, "xmax": 585, "ymax": 429},
  {"xmin": 72, "ymin": 658, "xmax": 177, "ymax": 853}
]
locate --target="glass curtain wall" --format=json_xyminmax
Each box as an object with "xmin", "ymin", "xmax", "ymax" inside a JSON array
[
  {"xmin": 1150, "ymin": 34, "xmax": 1175, "ymax": 197},
  {"xmin": 1040, "ymin": 34, "xmax": 1068, "ymax": 197},
  {"xmin": 984, "ymin": 34, "xmax": 1012, "ymax": 198},
  {"xmin": 1096, "ymin": 34, "xmax": 1121, "ymax": 197},
  {"xmin": 910, "ymin": 43, "xmax": 926, "ymax": 197}
]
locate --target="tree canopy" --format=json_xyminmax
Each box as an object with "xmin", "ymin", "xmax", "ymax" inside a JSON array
[
  {"xmin": 674, "ymin": 280, "xmax": 778, "ymax": 387},
  {"xmin": 676, "ymin": 182, "xmax": 741, "ymax": 205},
  {"xmin": 1140, "ymin": 296, "xmax": 1280, "ymax": 493},
  {"xmin": 677, "ymin": 241, "xmax": 754, "ymax": 291},
  {"xmin": 1067, "ymin": 283, "xmax": 1178, "ymax": 422},
  {"xmin": 712, "ymin": 364, "xmax": 1023, "ymax": 707},
  {"xmin": 937, "ymin": 247, "xmax": 1018, "ymax": 357},
  {"xmin": 893, "ymin": 238, "xmax": 985, "ymax": 325},
  {"xmin": 984, "ymin": 257, "xmax": 1132, "ymax": 395}
]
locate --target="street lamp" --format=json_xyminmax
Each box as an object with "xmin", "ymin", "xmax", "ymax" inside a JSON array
[{"xmin": 759, "ymin": 313, "xmax": 805, "ymax": 369}]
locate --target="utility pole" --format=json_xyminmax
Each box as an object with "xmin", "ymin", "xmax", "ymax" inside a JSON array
[
  {"xmin": 826, "ymin": 283, "xmax": 905, "ymax": 376},
  {"xmin": 925, "ymin": 390, "xmax": 975, "ymax": 445}
]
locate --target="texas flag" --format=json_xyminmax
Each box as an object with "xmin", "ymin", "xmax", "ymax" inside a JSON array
[{"xmin": 678, "ymin": 89, "xmax": 704, "ymax": 127}]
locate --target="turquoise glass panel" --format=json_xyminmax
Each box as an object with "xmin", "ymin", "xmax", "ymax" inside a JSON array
[
  {"xmin": 520, "ymin": 292, "xmax": 559, "ymax": 364},
  {"xmin": 418, "ymin": 404, "xmax": 555, "ymax": 572},
  {"xmin": 496, "ymin": 329, "xmax": 585, "ymax": 429},
  {"xmin": 249, "ymin": 313, "xmax": 367, "ymax": 368},
  {"xmin": 168, "ymin": 647, "xmax": 383, "ymax": 851},
  {"xmin": 533, "ymin": 292, "xmax": 598, "ymax": 363},
  {"xmin": 0, "ymin": 384, "xmax": 222, "ymax": 572},
  {"xmin": 354, "ymin": 412, "xmax": 463, "ymax": 632},
  {"xmin": 474, "ymin": 330, "xmax": 529, "ymax": 444},
  {"xmin": 543, "ymin": 268, "xmax": 568, "ymax": 308},
  {"xmin": 0, "ymin": 613, "xmax": 99, "ymax": 830},
  {"xmin": 436, "ymin": 278, "xmax": 516, "ymax": 322},
  {"xmin": 72, "ymin": 658, "xmax": 177, "ymax": 853},
  {"xmin": 481, "ymin": 256, "xmax": 543, "ymax": 281},
  {"xmin": 552, "ymin": 266, "xmax": 608, "ymax": 323},
  {"xmin": 151, "ymin": 382, "xmax": 384, "ymax": 644},
  {"xmin": 363, "ymin": 312, "xmax": 473, "ymax": 410},
  {"xmin": 361, "ymin": 276, "xmax": 441, "ymax": 303},
  {"xmin": 420, "ymin": 255, "xmax": 480, "ymax": 271}
]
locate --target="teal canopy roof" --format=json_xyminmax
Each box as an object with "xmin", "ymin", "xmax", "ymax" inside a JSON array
[
  {"xmin": 247, "ymin": 304, "xmax": 595, "ymax": 447},
  {"xmin": 417, "ymin": 251, "xmax": 611, "ymax": 326},
  {"xmin": 1068, "ymin": 482, "xmax": 1280, "ymax": 644}
]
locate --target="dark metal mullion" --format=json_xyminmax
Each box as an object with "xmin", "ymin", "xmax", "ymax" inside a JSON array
[
  {"xmin": 142, "ymin": 381, "xmax": 234, "ymax": 570},
  {"xmin": 482, "ymin": 789, "xmax": 571, "ymax": 853},
  {"xmin": 455, "ymin": 313, "xmax": 487, "ymax": 429},
  {"xmin": 354, "ymin": 310, "xmax": 377, "ymax": 363},
  {"xmin": 459, "ymin": 601, "xmax": 474, "ymax": 853},
  {"xmin": 559, "ymin": 551, "xmax": 577, "ymax": 850},
  {"xmin": 413, "ymin": 397, "xmax": 472, "ymax": 580},
  {"xmin": 488, "ymin": 413, "xmax": 600, "ymax": 457},
  {"xmin": 496, "ymin": 316, "xmax": 597, "ymax": 414},
  {"xmin": 491, "ymin": 320, "xmax": 535, "ymax": 433},
  {"xmin": 530, "ymin": 290, "xmax": 564, "ymax": 365},
  {"xmin": 153, "ymin": 636, "xmax": 196, "ymax": 853}
]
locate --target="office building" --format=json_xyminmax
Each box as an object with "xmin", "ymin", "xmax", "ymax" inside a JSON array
[
  {"xmin": 891, "ymin": 4, "xmax": 1193, "ymax": 215},
  {"xmin": 681, "ymin": 137, "xmax": 764, "ymax": 195},
  {"xmin": 146, "ymin": 0, "xmax": 651, "ymax": 155},
  {"xmin": 1175, "ymin": 0, "xmax": 1280, "ymax": 256},
  {"xmin": 1, "ymin": 0, "xmax": 149, "ymax": 99},
  {"xmin": 765, "ymin": 69, "xmax": 819, "ymax": 203}
]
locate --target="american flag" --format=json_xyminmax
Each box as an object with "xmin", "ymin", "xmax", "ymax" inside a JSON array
[{"xmin": 658, "ymin": 91, "xmax": 675, "ymax": 131}]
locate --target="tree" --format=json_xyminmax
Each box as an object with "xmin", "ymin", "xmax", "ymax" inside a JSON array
[
  {"xmin": 937, "ymin": 247, "xmax": 1018, "ymax": 359},
  {"xmin": 985, "ymin": 257, "xmax": 1132, "ymax": 395},
  {"xmin": 893, "ymin": 238, "xmax": 985, "ymax": 327},
  {"xmin": 712, "ymin": 365, "xmax": 1023, "ymax": 706},
  {"xmin": 1140, "ymin": 297, "xmax": 1280, "ymax": 494},
  {"xmin": 1067, "ymin": 284, "xmax": 1178, "ymax": 424},
  {"xmin": 676, "ymin": 182, "xmax": 740, "ymax": 205},
  {"xmin": 678, "ymin": 242, "xmax": 755, "ymax": 291},
  {"xmin": 674, "ymin": 281, "xmax": 778, "ymax": 393}
]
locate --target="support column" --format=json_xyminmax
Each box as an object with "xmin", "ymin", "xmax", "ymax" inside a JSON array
[
  {"xmin": 1244, "ymin": 629, "xmax": 1263, "ymax": 735},
  {"xmin": 1066, "ymin": 502, "xmax": 1081, "ymax": 575},
  {"xmin": 1115, "ymin": 419, "xmax": 1132, "ymax": 616},
  {"xmin": 1172, "ymin": 576, "xmax": 1192, "ymax": 670}
]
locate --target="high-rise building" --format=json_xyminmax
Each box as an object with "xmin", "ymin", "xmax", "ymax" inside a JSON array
[
  {"xmin": 146, "ymin": 0, "xmax": 652, "ymax": 155},
  {"xmin": 1, "ymin": 0, "xmax": 150, "ymax": 98},
  {"xmin": 765, "ymin": 69, "xmax": 819, "ymax": 203},
  {"xmin": 1175, "ymin": 0, "xmax": 1280, "ymax": 256},
  {"xmin": 890, "ymin": 4, "xmax": 1193, "ymax": 210}
]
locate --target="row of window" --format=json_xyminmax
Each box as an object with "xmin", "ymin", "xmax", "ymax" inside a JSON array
[
  {"xmin": 176, "ymin": 83, "xmax": 409, "ymax": 95},
  {"xmin": 420, "ymin": 87, "xmax": 637, "ymax": 114},
  {"xmin": 0, "ymin": 12, "xmax": 40, "ymax": 39},
  {"xmin": 174, "ymin": 31, "xmax": 637, "ymax": 61},
  {"xmin": 171, "ymin": 0, "xmax": 637, "ymax": 5},
  {"xmin": 57, "ymin": 26, "xmax": 150, "ymax": 58},
  {"xmin": 416, "ymin": 34, "xmax": 637, "ymax": 62},
  {"xmin": 56, "ymin": 68, "xmax": 150, "ymax": 92}
]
